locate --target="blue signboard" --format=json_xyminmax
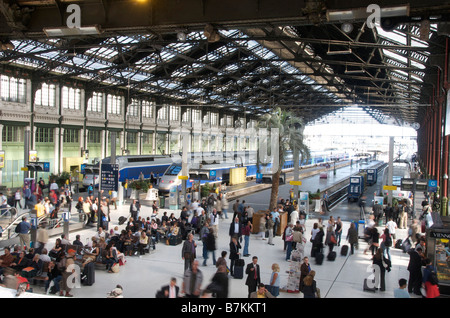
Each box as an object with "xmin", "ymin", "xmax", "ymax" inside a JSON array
[
  {"xmin": 100, "ymin": 163, "xmax": 119, "ymax": 192},
  {"xmin": 43, "ymin": 162, "xmax": 50, "ymax": 172},
  {"xmin": 80, "ymin": 164, "xmax": 86, "ymax": 174},
  {"xmin": 428, "ymin": 179, "xmax": 438, "ymax": 193},
  {"xmin": 210, "ymin": 170, "xmax": 216, "ymax": 177}
]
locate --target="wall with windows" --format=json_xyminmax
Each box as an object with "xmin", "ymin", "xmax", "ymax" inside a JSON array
[{"xmin": 0, "ymin": 71, "xmax": 258, "ymax": 188}]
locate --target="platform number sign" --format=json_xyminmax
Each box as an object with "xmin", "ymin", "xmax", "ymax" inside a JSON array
[{"xmin": 428, "ymin": 180, "xmax": 438, "ymax": 193}]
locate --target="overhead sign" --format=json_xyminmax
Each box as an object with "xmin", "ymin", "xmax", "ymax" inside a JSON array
[
  {"xmin": 415, "ymin": 179, "xmax": 428, "ymax": 191},
  {"xmin": 100, "ymin": 163, "xmax": 119, "ymax": 192},
  {"xmin": 400, "ymin": 178, "xmax": 414, "ymax": 191},
  {"xmin": 428, "ymin": 179, "xmax": 438, "ymax": 193},
  {"xmin": 43, "ymin": 162, "xmax": 50, "ymax": 172},
  {"xmin": 401, "ymin": 178, "xmax": 428, "ymax": 192}
]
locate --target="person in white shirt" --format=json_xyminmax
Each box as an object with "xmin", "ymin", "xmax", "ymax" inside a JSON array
[
  {"xmin": 60, "ymin": 234, "xmax": 71, "ymax": 245},
  {"xmin": 39, "ymin": 248, "xmax": 52, "ymax": 263},
  {"xmin": 247, "ymin": 205, "xmax": 254, "ymax": 223},
  {"xmin": 95, "ymin": 227, "xmax": 106, "ymax": 240},
  {"xmin": 386, "ymin": 218, "xmax": 397, "ymax": 241},
  {"xmin": 49, "ymin": 181, "xmax": 59, "ymax": 193},
  {"xmin": 191, "ymin": 200, "xmax": 199, "ymax": 213},
  {"xmin": 209, "ymin": 209, "xmax": 219, "ymax": 238}
]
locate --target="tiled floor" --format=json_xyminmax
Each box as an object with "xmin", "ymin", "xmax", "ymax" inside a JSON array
[{"xmin": 5, "ymin": 201, "xmax": 419, "ymax": 299}]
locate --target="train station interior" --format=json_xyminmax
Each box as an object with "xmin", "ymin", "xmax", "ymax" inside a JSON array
[{"xmin": 0, "ymin": 0, "xmax": 449, "ymax": 301}]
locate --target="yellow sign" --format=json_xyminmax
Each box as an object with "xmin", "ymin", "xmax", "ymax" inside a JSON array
[
  {"xmin": 289, "ymin": 181, "xmax": 302, "ymax": 186},
  {"xmin": 0, "ymin": 150, "xmax": 4, "ymax": 169},
  {"xmin": 178, "ymin": 175, "xmax": 189, "ymax": 180},
  {"xmin": 383, "ymin": 185, "xmax": 397, "ymax": 191},
  {"xmin": 21, "ymin": 167, "xmax": 28, "ymax": 171}
]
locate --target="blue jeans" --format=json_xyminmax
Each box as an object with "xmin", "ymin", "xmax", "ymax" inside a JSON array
[
  {"xmin": 335, "ymin": 230, "xmax": 342, "ymax": 246},
  {"xmin": 286, "ymin": 241, "xmax": 293, "ymax": 260},
  {"xmin": 203, "ymin": 249, "xmax": 216, "ymax": 266},
  {"xmin": 243, "ymin": 235, "xmax": 250, "ymax": 255},
  {"xmin": 222, "ymin": 208, "xmax": 228, "ymax": 219},
  {"xmin": 45, "ymin": 275, "xmax": 62, "ymax": 293}
]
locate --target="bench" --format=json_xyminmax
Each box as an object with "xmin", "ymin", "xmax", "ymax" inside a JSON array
[{"xmin": 29, "ymin": 261, "xmax": 50, "ymax": 286}]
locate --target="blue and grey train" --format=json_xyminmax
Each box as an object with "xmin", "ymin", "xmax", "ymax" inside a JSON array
[
  {"xmin": 158, "ymin": 150, "xmax": 350, "ymax": 192},
  {"xmin": 82, "ymin": 154, "xmax": 174, "ymax": 187}
]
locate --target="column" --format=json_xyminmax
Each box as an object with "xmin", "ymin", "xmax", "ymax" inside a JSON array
[
  {"xmin": 53, "ymin": 127, "xmax": 59, "ymax": 175},
  {"xmin": 0, "ymin": 124, "xmax": 3, "ymax": 186},
  {"xmin": 101, "ymin": 129, "xmax": 106, "ymax": 159},
  {"xmin": 59, "ymin": 127, "xmax": 64, "ymax": 174}
]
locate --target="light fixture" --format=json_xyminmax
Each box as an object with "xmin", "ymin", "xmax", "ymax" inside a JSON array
[
  {"xmin": 327, "ymin": 48, "xmax": 352, "ymax": 55},
  {"xmin": 443, "ymin": 174, "xmax": 448, "ymax": 180},
  {"xmin": 341, "ymin": 22, "xmax": 354, "ymax": 33},
  {"xmin": 43, "ymin": 25, "xmax": 101, "ymax": 37},
  {"xmin": 326, "ymin": 5, "xmax": 409, "ymax": 22},
  {"xmin": 177, "ymin": 32, "xmax": 186, "ymax": 41},
  {"xmin": 345, "ymin": 66, "xmax": 364, "ymax": 74}
]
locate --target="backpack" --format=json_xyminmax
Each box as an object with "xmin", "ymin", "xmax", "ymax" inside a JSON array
[
  {"xmin": 429, "ymin": 270, "xmax": 439, "ymax": 285},
  {"xmin": 15, "ymin": 223, "xmax": 21, "ymax": 233},
  {"xmin": 385, "ymin": 234, "xmax": 392, "ymax": 247}
]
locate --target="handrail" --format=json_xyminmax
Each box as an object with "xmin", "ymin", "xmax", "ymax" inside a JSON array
[{"xmin": 0, "ymin": 208, "xmax": 32, "ymax": 241}]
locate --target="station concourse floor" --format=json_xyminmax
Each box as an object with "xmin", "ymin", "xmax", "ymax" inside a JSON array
[{"xmin": 29, "ymin": 201, "xmax": 418, "ymax": 299}]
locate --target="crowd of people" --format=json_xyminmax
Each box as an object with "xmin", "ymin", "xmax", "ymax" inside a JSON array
[{"xmin": 0, "ymin": 175, "xmax": 443, "ymax": 299}]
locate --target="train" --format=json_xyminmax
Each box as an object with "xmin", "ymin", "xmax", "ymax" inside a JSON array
[
  {"xmin": 158, "ymin": 149, "xmax": 350, "ymax": 193},
  {"xmin": 82, "ymin": 154, "xmax": 173, "ymax": 187},
  {"xmin": 347, "ymin": 171, "xmax": 367, "ymax": 201}
]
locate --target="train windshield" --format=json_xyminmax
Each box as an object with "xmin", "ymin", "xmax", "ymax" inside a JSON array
[{"xmin": 166, "ymin": 164, "xmax": 182, "ymax": 175}]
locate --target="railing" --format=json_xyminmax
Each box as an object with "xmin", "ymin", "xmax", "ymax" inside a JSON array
[
  {"xmin": 0, "ymin": 206, "xmax": 88, "ymax": 244},
  {"xmin": 0, "ymin": 208, "xmax": 31, "ymax": 241}
]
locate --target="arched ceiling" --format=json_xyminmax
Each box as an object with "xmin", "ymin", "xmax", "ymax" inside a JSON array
[{"xmin": 1, "ymin": 0, "xmax": 449, "ymax": 127}]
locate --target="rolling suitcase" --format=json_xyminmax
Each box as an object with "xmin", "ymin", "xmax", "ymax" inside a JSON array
[
  {"xmin": 363, "ymin": 278, "xmax": 376, "ymax": 292},
  {"xmin": 233, "ymin": 258, "xmax": 245, "ymax": 279},
  {"xmin": 315, "ymin": 252, "xmax": 324, "ymax": 265},
  {"xmin": 340, "ymin": 245, "xmax": 349, "ymax": 256},
  {"xmin": 81, "ymin": 262, "xmax": 95, "ymax": 286},
  {"xmin": 401, "ymin": 238, "xmax": 412, "ymax": 253},
  {"xmin": 327, "ymin": 251, "xmax": 337, "ymax": 261}
]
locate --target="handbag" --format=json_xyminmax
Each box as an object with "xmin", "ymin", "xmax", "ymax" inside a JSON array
[
  {"xmin": 286, "ymin": 234, "xmax": 293, "ymax": 242},
  {"xmin": 330, "ymin": 236, "xmax": 337, "ymax": 244},
  {"xmin": 111, "ymin": 263, "xmax": 120, "ymax": 273}
]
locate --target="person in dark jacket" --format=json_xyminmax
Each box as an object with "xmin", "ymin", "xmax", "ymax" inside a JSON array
[
  {"xmin": 228, "ymin": 217, "xmax": 242, "ymax": 241},
  {"xmin": 407, "ymin": 246, "xmax": 424, "ymax": 295},
  {"xmin": 203, "ymin": 227, "xmax": 216, "ymax": 266},
  {"xmin": 208, "ymin": 265, "xmax": 229, "ymax": 298},
  {"xmin": 229, "ymin": 236, "xmax": 241, "ymax": 277},
  {"xmin": 245, "ymin": 256, "xmax": 261, "ymax": 298}
]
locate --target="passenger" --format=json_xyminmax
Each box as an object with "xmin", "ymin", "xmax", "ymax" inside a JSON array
[
  {"xmin": 21, "ymin": 253, "xmax": 43, "ymax": 279},
  {"xmin": 221, "ymin": 194, "xmax": 229, "ymax": 219},
  {"xmin": 138, "ymin": 231, "xmax": 148, "ymax": 256},
  {"xmin": 258, "ymin": 213, "xmax": 266, "ymax": 240}
]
